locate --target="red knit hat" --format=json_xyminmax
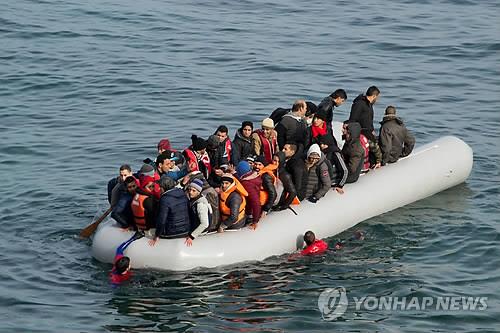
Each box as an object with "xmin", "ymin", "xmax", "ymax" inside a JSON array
[
  {"xmin": 157, "ymin": 138, "xmax": 172, "ymax": 151},
  {"xmin": 140, "ymin": 175, "xmax": 155, "ymax": 189}
]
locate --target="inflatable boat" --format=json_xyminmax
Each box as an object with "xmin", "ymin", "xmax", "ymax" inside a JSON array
[{"xmin": 91, "ymin": 135, "xmax": 473, "ymax": 271}]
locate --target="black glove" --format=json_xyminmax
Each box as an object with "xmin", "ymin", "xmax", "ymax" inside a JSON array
[{"xmin": 307, "ymin": 196, "xmax": 319, "ymax": 203}]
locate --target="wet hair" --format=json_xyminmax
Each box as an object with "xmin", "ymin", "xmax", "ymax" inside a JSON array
[
  {"xmin": 292, "ymin": 100, "xmax": 306, "ymax": 112},
  {"xmin": 241, "ymin": 121, "xmax": 253, "ymax": 130},
  {"xmin": 215, "ymin": 125, "xmax": 228, "ymax": 134},
  {"xmin": 284, "ymin": 143, "xmax": 298, "ymax": 153},
  {"xmin": 119, "ymin": 164, "xmax": 132, "ymax": 172},
  {"xmin": 124, "ymin": 176, "xmax": 136, "ymax": 185},
  {"xmin": 115, "ymin": 256, "xmax": 130, "ymax": 274},
  {"xmin": 304, "ymin": 231, "xmax": 316, "ymax": 246},
  {"xmin": 366, "ymin": 86, "xmax": 380, "ymax": 97},
  {"xmin": 331, "ymin": 89, "xmax": 347, "ymax": 100}
]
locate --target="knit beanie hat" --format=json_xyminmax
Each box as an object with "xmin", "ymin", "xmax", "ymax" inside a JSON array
[
  {"xmin": 261, "ymin": 118, "xmax": 274, "ymax": 129},
  {"xmin": 241, "ymin": 121, "xmax": 253, "ymax": 130},
  {"xmin": 307, "ymin": 144, "xmax": 322, "ymax": 158},
  {"xmin": 188, "ymin": 178, "xmax": 204, "ymax": 193},
  {"xmin": 220, "ymin": 173, "xmax": 234, "ymax": 184},
  {"xmin": 236, "ymin": 161, "xmax": 252, "ymax": 178},
  {"xmin": 191, "ymin": 134, "xmax": 208, "ymax": 151},
  {"xmin": 246, "ymin": 155, "xmax": 256, "ymax": 163},
  {"xmin": 157, "ymin": 138, "xmax": 172, "ymax": 151},
  {"xmin": 139, "ymin": 163, "xmax": 155, "ymax": 177},
  {"xmin": 317, "ymin": 134, "xmax": 335, "ymax": 146},
  {"xmin": 315, "ymin": 108, "xmax": 328, "ymax": 121},
  {"xmin": 305, "ymin": 101, "xmax": 318, "ymax": 117},
  {"xmin": 207, "ymin": 135, "xmax": 219, "ymax": 149},
  {"xmin": 255, "ymin": 155, "xmax": 269, "ymax": 166}
]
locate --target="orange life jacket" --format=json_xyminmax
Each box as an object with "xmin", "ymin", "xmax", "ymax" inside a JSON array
[
  {"xmin": 219, "ymin": 176, "xmax": 247, "ymax": 224},
  {"xmin": 131, "ymin": 193, "xmax": 148, "ymax": 230},
  {"xmin": 258, "ymin": 164, "xmax": 278, "ymax": 206}
]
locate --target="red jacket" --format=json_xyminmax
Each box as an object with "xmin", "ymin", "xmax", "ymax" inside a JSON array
[
  {"xmin": 239, "ymin": 172, "xmax": 263, "ymax": 223},
  {"xmin": 301, "ymin": 239, "xmax": 328, "ymax": 255}
]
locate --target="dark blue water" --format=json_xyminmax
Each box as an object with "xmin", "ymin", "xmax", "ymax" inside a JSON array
[{"xmin": 1, "ymin": 0, "xmax": 499, "ymax": 331}]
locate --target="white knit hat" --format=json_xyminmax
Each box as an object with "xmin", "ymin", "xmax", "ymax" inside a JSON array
[{"xmin": 262, "ymin": 118, "xmax": 275, "ymax": 129}]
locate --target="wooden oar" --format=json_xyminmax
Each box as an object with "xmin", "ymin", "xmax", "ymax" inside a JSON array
[{"xmin": 79, "ymin": 206, "xmax": 113, "ymax": 239}]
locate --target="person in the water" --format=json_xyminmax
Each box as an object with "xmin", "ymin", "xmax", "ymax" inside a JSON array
[
  {"xmin": 110, "ymin": 232, "xmax": 143, "ymax": 286},
  {"xmin": 301, "ymin": 231, "xmax": 328, "ymax": 255}
]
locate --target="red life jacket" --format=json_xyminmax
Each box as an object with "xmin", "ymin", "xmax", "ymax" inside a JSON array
[
  {"xmin": 301, "ymin": 239, "xmax": 328, "ymax": 255},
  {"xmin": 130, "ymin": 193, "xmax": 147, "ymax": 230},
  {"xmin": 110, "ymin": 254, "xmax": 131, "ymax": 285},
  {"xmin": 359, "ymin": 134, "xmax": 370, "ymax": 170},
  {"xmin": 184, "ymin": 148, "xmax": 212, "ymax": 179},
  {"xmin": 224, "ymin": 139, "xmax": 232, "ymax": 163},
  {"xmin": 255, "ymin": 129, "xmax": 277, "ymax": 165}
]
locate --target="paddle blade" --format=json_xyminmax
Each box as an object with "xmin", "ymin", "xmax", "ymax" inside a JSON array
[{"xmin": 79, "ymin": 206, "xmax": 112, "ymax": 239}]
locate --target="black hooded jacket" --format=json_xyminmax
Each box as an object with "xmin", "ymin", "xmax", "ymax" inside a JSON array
[
  {"xmin": 233, "ymin": 129, "xmax": 254, "ymax": 163},
  {"xmin": 275, "ymin": 152, "xmax": 298, "ymax": 207},
  {"xmin": 342, "ymin": 122, "xmax": 365, "ymax": 183}
]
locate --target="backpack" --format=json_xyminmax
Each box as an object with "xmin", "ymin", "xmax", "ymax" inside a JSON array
[{"xmin": 269, "ymin": 107, "xmax": 291, "ymax": 125}]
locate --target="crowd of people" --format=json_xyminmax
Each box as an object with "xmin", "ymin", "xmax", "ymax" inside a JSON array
[{"xmin": 107, "ymin": 85, "xmax": 416, "ymax": 248}]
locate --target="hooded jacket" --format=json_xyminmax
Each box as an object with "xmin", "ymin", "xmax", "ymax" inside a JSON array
[
  {"xmin": 379, "ymin": 116, "xmax": 416, "ymax": 164},
  {"xmin": 184, "ymin": 171, "xmax": 220, "ymax": 231},
  {"xmin": 349, "ymin": 94, "xmax": 375, "ymax": 138},
  {"xmin": 275, "ymin": 151, "xmax": 298, "ymax": 207},
  {"xmin": 189, "ymin": 194, "xmax": 212, "ymax": 239},
  {"xmin": 155, "ymin": 188, "xmax": 191, "ymax": 238},
  {"xmin": 342, "ymin": 122, "xmax": 365, "ymax": 183},
  {"xmin": 233, "ymin": 129, "xmax": 254, "ymax": 163},
  {"xmin": 299, "ymin": 145, "xmax": 331, "ymax": 200},
  {"xmin": 275, "ymin": 113, "xmax": 307, "ymax": 150},
  {"xmin": 239, "ymin": 171, "xmax": 263, "ymax": 223}
]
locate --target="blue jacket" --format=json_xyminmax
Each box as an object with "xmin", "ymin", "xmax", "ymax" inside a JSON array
[
  {"xmin": 111, "ymin": 192, "xmax": 133, "ymax": 228},
  {"xmin": 155, "ymin": 188, "xmax": 191, "ymax": 238}
]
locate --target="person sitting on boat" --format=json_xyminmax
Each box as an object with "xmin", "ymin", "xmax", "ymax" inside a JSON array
[
  {"xmin": 317, "ymin": 134, "xmax": 348, "ymax": 194},
  {"xmin": 214, "ymin": 125, "xmax": 238, "ymax": 167},
  {"xmin": 252, "ymin": 118, "xmax": 278, "ymax": 165},
  {"xmin": 157, "ymin": 138, "xmax": 172, "ymax": 154},
  {"xmin": 181, "ymin": 171, "xmax": 220, "ymax": 231},
  {"xmin": 317, "ymin": 89, "xmax": 347, "ymax": 129},
  {"xmin": 183, "ymin": 135, "xmax": 211, "ymax": 180},
  {"xmin": 272, "ymin": 152, "xmax": 299, "ymax": 211},
  {"xmin": 137, "ymin": 163, "xmax": 161, "ymax": 199},
  {"xmin": 378, "ymin": 105, "xmax": 415, "ymax": 165},
  {"xmin": 341, "ymin": 122, "xmax": 365, "ymax": 183},
  {"xmin": 235, "ymin": 161, "xmax": 263, "ymax": 229},
  {"xmin": 185, "ymin": 179, "xmax": 214, "ymax": 247},
  {"xmin": 219, "ymin": 173, "xmax": 248, "ymax": 231},
  {"xmin": 298, "ymin": 144, "xmax": 331, "ymax": 203},
  {"xmin": 275, "ymin": 100, "xmax": 308, "ymax": 153},
  {"xmin": 301, "ymin": 231, "xmax": 328, "ymax": 255},
  {"xmin": 111, "ymin": 176, "xmax": 139, "ymax": 229},
  {"xmin": 304, "ymin": 109, "xmax": 334, "ymax": 149},
  {"xmin": 149, "ymin": 177, "xmax": 191, "ymax": 246},
  {"xmin": 283, "ymin": 143, "xmax": 306, "ymax": 196},
  {"xmin": 107, "ymin": 164, "xmax": 133, "ymax": 207},
  {"xmin": 343, "ymin": 121, "xmax": 382, "ymax": 172},
  {"xmin": 253, "ymin": 155, "xmax": 277, "ymax": 218},
  {"xmin": 233, "ymin": 121, "xmax": 254, "ymax": 163},
  {"xmin": 130, "ymin": 175, "xmax": 159, "ymax": 232},
  {"xmin": 348, "ymin": 86, "xmax": 380, "ymax": 138},
  {"xmin": 156, "ymin": 150, "xmax": 188, "ymax": 182}
]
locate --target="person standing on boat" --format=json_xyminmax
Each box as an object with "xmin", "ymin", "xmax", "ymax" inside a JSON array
[
  {"xmin": 378, "ymin": 106, "xmax": 416, "ymax": 165},
  {"xmin": 303, "ymin": 109, "xmax": 334, "ymax": 149},
  {"xmin": 272, "ymin": 152, "xmax": 299, "ymax": 211},
  {"xmin": 301, "ymin": 231, "xmax": 328, "ymax": 255},
  {"xmin": 341, "ymin": 122, "xmax": 365, "ymax": 183},
  {"xmin": 233, "ymin": 121, "xmax": 254, "ymax": 163},
  {"xmin": 219, "ymin": 174, "xmax": 248, "ymax": 231},
  {"xmin": 252, "ymin": 118, "xmax": 278, "ymax": 165},
  {"xmin": 253, "ymin": 155, "xmax": 277, "ymax": 218},
  {"xmin": 298, "ymin": 144, "xmax": 331, "ymax": 203},
  {"xmin": 149, "ymin": 177, "xmax": 191, "ymax": 246},
  {"xmin": 235, "ymin": 161, "xmax": 262, "ymax": 229},
  {"xmin": 275, "ymin": 100, "xmax": 308, "ymax": 153},
  {"xmin": 185, "ymin": 179, "xmax": 213, "ymax": 247},
  {"xmin": 317, "ymin": 89, "xmax": 347, "ymax": 129},
  {"xmin": 349, "ymin": 86, "xmax": 380, "ymax": 138},
  {"xmin": 283, "ymin": 143, "xmax": 306, "ymax": 196}
]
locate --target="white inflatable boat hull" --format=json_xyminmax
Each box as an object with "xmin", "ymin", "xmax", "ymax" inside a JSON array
[{"xmin": 91, "ymin": 135, "xmax": 473, "ymax": 271}]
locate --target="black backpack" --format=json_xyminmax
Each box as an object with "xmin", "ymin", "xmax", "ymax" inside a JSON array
[{"xmin": 269, "ymin": 107, "xmax": 291, "ymax": 125}]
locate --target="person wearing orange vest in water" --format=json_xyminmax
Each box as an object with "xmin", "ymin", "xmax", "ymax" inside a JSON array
[
  {"xmin": 219, "ymin": 173, "xmax": 248, "ymax": 231},
  {"xmin": 130, "ymin": 175, "xmax": 159, "ymax": 231},
  {"xmin": 301, "ymin": 231, "xmax": 328, "ymax": 256},
  {"xmin": 236, "ymin": 161, "xmax": 262, "ymax": 229},
  {"xmin": 253, "ymin": 155, "xmax": 277, "ymax": 218},
  {"xmin": 252, "ymin": 118, "xmax": 278, "ymax": 165}
]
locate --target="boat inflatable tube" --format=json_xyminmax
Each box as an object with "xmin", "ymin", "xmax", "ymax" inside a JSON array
[{"xmin": 92, "ymin": 135, "xmax": 473, "ymax": 271}]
